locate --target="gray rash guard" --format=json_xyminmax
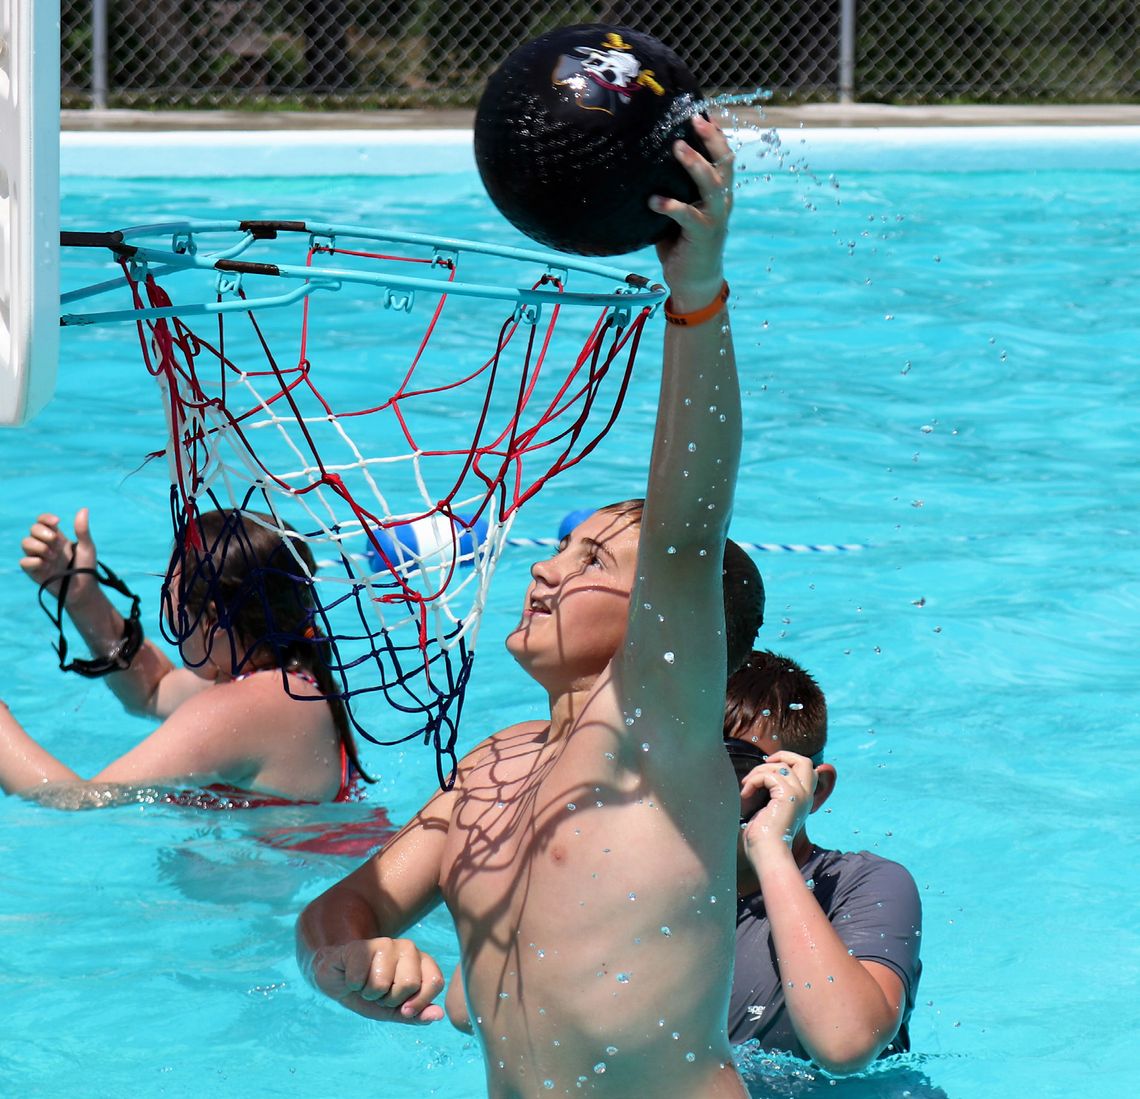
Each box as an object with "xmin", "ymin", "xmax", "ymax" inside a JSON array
[{"xmin": 729, "ymin": 847, "xmax": 922, "ymax": 1058}]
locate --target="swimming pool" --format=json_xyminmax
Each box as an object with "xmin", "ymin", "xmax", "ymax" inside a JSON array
[{"xmin": 1, "ymin": 126, "xmax": 1137, "ymax": 1098}]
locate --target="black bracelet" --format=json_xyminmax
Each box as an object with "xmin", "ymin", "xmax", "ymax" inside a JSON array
[{"xmin": 38, "ymin": 558, "xmax": 145, "ymax": 678}]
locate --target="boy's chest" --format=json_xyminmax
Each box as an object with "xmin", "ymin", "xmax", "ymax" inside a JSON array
[{"xmin": 439, "ymin": 748, "xmax": 715, "ymax": 938}]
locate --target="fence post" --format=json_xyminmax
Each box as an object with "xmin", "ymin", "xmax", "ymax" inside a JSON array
[
  {"xmin": 91, "ymin": 0, "xmax": 108, "ymax": 109},
  {"xmin": 838, "ymin": 0, "xmax": 856, "ymax": 104}
]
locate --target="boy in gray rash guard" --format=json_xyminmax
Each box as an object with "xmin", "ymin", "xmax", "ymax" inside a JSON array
[{"xmin": 724, "ymin": 650, "xmax": 922, "ymax": 1074}]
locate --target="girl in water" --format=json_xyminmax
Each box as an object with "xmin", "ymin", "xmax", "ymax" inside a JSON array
[{"xmin": 1, "ymin": 506, "xmax": 369, "ymax": 807}]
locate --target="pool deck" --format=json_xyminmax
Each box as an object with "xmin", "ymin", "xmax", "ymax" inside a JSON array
[{"xmin": 61, "ymin": 103, "xmax": 1140, "ymax": 132}]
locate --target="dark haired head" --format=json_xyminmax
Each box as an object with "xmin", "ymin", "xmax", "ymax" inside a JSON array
[
  {"xmin": 174, "ymin": 509, "xmax": 318, "ymax": 666},
  {"xmin": 724, "ymin": 650, "xmax": 827, "ymax": 759},
  {"xmin": 165, "ymin": 508, "xmax": 370, "ymax": 783}
]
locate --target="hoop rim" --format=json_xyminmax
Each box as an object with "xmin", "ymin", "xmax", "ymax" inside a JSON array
[{"xmin": 60, "ymin": 219, "xmax": 667, "ymax": 327}]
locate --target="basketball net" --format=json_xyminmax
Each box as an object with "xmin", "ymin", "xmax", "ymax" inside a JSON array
[{"xmin": 61, "ymin": 221, "xmax": 663, "ymax": 786}]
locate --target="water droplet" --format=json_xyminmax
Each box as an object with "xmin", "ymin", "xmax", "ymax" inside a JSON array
[
  {"xmin": 616, "ymin": 973, "xmax": 631, "ymax": 983},
  {"xmin": 660, "ymin": 926, "xmax": 671, "ymax": 936},
  {"xmin": 789, "ymin": 702, "xmax": 803, "ymax": 711},
  {"xmin": 593, "ymin": 1062, "xmax": 607, "ymax": 1074},
  {"xmin": 628, "ymin": 891, "xmax": 637, "ymax": 901},
  {"xmin": 663, "ymin": 651, "xmax": 675, "ymax": 664},
  {"xmin": 666, "ymin": 545, "xmax": 677, "ymax": 555},
  {"xmin": 543, "ymin": 1081, "xmax": 555, "ymax": 1090},
  {"xmin": 606, "ymin": 1045, "xmax": 619, "ymax": 1055},
  {"xmin": 685, "ymin": 1052, "xmax": 696, "ymax": 1062},
  {"xmin": 671, "ymin": 1031, "xmax": 681, "ymax": 1040},
  {"xmin": 687, "ymin": 442, "xmax": 697, "ymax": 452},
  {"xmin": 566, "ymin": 802, "xmax": 577, "ymax": 811}
]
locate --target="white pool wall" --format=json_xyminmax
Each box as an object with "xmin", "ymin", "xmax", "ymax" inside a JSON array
[{"xmin": 61, "ymin": 125, "xmax": 1140, "ymax": 178}]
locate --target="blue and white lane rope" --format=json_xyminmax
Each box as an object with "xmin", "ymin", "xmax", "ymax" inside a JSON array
[
  {"xmin": 318, "ymin": 509, "xmax": 866, "ymax": 572},
  {"xmin": 318, "ymin": 538, "xmax": 866, "ymax": 572},
  {"xmin": 537, "ymin": 508, "xmax": 867, "ymax": 554},
  {"xmin": 503, "ymin": 537, "xmax": 866, "ymax": 554}
]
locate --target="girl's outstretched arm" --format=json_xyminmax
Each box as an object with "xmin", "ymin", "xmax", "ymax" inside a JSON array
[{"xmin": 20, "ymin": 508, "xmax": 206, "ymax": 718}]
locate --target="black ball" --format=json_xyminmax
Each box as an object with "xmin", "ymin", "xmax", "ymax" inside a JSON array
[{"xmin": 474, "ymin": 24, "xmax": 709, "ymax": 257}]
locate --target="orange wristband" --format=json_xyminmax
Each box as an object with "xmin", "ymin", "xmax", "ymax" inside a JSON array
[{"xmin": 663, "ymin": 280, "xmax": 729, "ymax": 327}]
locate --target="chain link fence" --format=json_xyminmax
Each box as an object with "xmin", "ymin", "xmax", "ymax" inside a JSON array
[{"xmin": 60, "ymin": 1, "xmax": 1138, "ymax": 111}]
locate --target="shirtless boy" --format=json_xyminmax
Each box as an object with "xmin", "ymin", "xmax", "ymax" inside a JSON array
[{"xmin": 297, "ymin": 114, "xmax": 756, "ymax": 1098}]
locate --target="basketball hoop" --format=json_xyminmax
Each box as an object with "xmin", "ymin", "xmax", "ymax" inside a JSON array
[{"xmin": 60, "ymin": 220, "xmax": 665, "ymax": 786}]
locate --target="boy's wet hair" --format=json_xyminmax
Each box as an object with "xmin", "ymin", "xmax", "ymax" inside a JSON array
[
  {"xmin": 596, "ymin": 498, "xmax": 764, "ymax": 677},
  {"xmin": 724, "ymin": 650, "xmax": 827, "ymax": 758},
  {"xmin": 722, "ymin": 539, "xmax": 764, "ymax": 676}
]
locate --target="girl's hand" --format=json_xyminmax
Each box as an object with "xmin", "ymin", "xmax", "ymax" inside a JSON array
[{"xmin": 20, "ymin": 509, "xmax": 98, "ymax": 604}]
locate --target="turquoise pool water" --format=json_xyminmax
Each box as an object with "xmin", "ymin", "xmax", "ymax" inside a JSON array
[{"xmin": 1, "ymin": 128, "xmax": 1137, "ymax": 1097}]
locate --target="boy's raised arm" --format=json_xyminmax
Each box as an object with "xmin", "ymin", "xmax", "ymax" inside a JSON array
[{"xmin": 616, "ymin": 116, "xmax": 741, "ymax": 747}]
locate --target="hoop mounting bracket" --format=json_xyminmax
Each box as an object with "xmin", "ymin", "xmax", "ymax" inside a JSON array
[
  {"xmin": 609, "ymin": 303, "xmax": 634, "ymax": 328},
  {"xmin": 126, "ymin": 255, "xmax": 150, "ymax": 284},
  {"xmin": 513, "ymin": 301, "xmax": 541, "ymax": 326},
  {"xmin": 171, "ymin": 230, "xmax": 196, "ymax": 256},
  {"xmin": 431, "ymin": 247, "xmax": 458, "ymax": 272},
  {"xmin": 383, "ymin": 287, "xmax": 415, "ymax": 313},
  {"xmin": 216, "ymin": 270, "xmax": 244, "ymax": 297}
]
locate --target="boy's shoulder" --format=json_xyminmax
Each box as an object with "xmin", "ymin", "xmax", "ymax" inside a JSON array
[
  {"xmin": 453, "ymin": 719, "xmax": 551, "ymax": 780},
  {"xmin": 808, "ymin": 847, "xmax": 921, "ymax": 911}
]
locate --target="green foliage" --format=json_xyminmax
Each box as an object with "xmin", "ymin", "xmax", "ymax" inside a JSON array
[{"xmin": 856, "ymin": 0, "xmax": 1137, "ymax": 102}]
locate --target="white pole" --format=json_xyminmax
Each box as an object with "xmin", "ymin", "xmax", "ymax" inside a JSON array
[
  {"xmin": 838, "ymin": 0, "xmax": 856, "ymax": 104},
  {"xmin": 92, "ymin": 0, "xmax": 108, "ymax": 110}
]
